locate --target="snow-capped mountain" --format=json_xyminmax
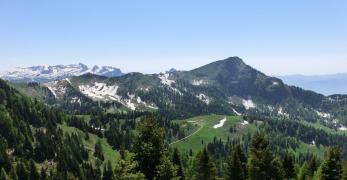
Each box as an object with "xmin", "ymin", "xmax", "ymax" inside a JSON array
[{"xmin": 0, "ymin": 63, "xmax": 124, "ymax": 83}]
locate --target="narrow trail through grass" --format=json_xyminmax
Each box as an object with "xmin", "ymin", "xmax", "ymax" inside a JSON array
[{"xmin": 170, "ymin": 124, "xmax": 203, "ymax": 145}]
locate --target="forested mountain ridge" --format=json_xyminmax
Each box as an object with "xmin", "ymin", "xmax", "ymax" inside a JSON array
[
  {"xmin": 11, "ymin": 57, "xmax": 347, "ymax": 127},
  {"xmin": 2, "ymin": 73, "xmax": 347, "ymax": 179}
]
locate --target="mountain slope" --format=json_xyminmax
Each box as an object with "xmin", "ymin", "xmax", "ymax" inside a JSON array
[
  {"xmin": 0, "ymin": 63, "xmax": 124, "ymax": 83},
  {"xmin": 11, "ymin": 57, "xmax": 347, "ymax": 128}
]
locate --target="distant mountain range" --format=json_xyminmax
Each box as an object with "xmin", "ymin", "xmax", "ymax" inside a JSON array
[
  {"xmin": 279, "ymin": 74, "xmax": 347, "ymax": 95},
  {"xmin": 8, "ymin": 57, "xmax": 347, "ymax": 128},
  {"xmin": 0, "ymin": 63, "xmax": 124, "ymax": 83}
]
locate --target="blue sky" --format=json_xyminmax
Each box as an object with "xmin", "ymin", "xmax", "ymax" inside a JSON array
[{"xmin": 0, "ymin": 0, "xmax": 346, "ymax": 75}]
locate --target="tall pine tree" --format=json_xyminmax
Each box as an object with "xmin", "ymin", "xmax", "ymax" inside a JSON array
[
  {"xmin": 283, "ymin": 152, "xmax": 295, "ymax": 180},
  {"xmin": 192, "ymin": 148, "xmax": 217, "ymax": 180},
  {"xmin": 133, "ymin": 116, "xmax": 168, "ymax": 180},
  {"xmin": 172, "ymin": 148, "xmax": 185, "ymax": 180},
  {"xmin": 316, "ymin": 146, "xmax": 342, "ymax": 180},
  {"xmin": 247, "ymin": 133, "xmax": 284, "ymax": 180},
  {"xmin": 224, "ymin": 144, "xmax": 247, "ymax": 180}
]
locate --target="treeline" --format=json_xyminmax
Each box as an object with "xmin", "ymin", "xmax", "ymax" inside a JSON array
[{"xmin": 65, "ymin": 110, "xmax": 185, "ymax": 151}]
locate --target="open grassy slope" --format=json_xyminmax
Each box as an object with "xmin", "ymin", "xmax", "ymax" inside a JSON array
[
  {"xmin": 171, "ymin": 115, "xmax": 252, "ymax": 153},
  {"xmin": 171, "ymin": 115, "xmax": 330, "ymax": 158}
]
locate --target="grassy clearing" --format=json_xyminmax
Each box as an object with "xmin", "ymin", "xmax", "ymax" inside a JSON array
[
  {"xmin": 300, "ymin": 121, "xmax": 347, "ymax": 136},
  {"xmin": 171, "ymin": 115, "xmax": 330, "ymax": 159},
  {"xmin": 171, "ymin": 115, "xmax": 248, "ymax": 153}
]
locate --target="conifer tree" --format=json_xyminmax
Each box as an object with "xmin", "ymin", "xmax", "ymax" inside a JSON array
[
  {"xmin": 297, "ymin": 162, "xmax": 309, "ymax": 180},
  {"xmin": 0, "ymin": 168, "xmax": 8, "ymax": 180},
  {"xmin": 247, "ymin": 133, "xmax": 284, "ymax": 180},
  {"xmin": 172, "ymin": 148, "xmax": 185, "ymax": 180},
  {"xmin": 16, "ymin": 162, "xmax": 29, "ymax": 180},
  {"xmin": 156, "ymin": 155, "xmax": 177, "ymax": 180},
  {"xmin": 29, "ymin": 159, "xmax": 39, "ymax": 180},
  {"xmin": 133, "ymin": 116, "xmax": 165, "ymax": 179},
  {"xmin": 342, "ymin": 160, "xmax": 347, "ymax": 180},
  {"xmin": 224, "ymin": 144, "xmax": 247, "ymax": 180},
  {"xmin": 40, "ymin": 168, "xmax": 47, "ymax": 180},
  {"xmin": 308, "ymin": 157, "xmax": 318, "ymax": 177},
  {"xmin": 94, "ymin": 140, "xmax": 104, "ymax": 161},
  {"xmin": 193, "ymin": 148, "xmax": 217, "ymax": 180},
  {"xmin": 283, "ymin": 152, "xmax": 295, "ymax": 180},
  {"xmin": 317, "ymin": 146, "xmax": 342, "ymax": 180},
  {"xmin": 102, "ymin": 161, "xmax": 113, "ymax": 180},
  {"xmin": 114, "ymin": 151, "xmax": 144, "ymax": 180}
]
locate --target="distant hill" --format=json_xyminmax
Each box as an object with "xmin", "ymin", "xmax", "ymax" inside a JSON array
[{"xmin": 279, "ymin": 73, "xmax": 347, "ymax": 95}]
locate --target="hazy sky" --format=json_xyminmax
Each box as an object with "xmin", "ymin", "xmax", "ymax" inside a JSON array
[{"xmin": 0, "ymin": 1, "xmax": 346, "ymax": 75}]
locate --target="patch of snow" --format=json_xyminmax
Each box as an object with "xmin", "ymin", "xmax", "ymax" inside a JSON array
[
  {"xmin": 158, "ymin": 73, "xmax": 175, "ymax": 86},
  {"xmin": 79, "ymin": 82, "xmax": 138, "ymax": 110},
  {"xmin": 44, "ymin": 81, "xmax": 67, "ymax": 99},
  {"xmin": 272, "ymin": 81, "xmax": 279, "ymax": 86},
  {"xmin": 278, "ymin": 107, "xmax": 289, "ymax": 117},
  {"xmin": 79, "ymin": 82, "xmax": 119, "ymax": 101},
  {"xmin": 241, "ymin": 120, "xmax": 249, "ymax": 126},
  {"xmin": 136, "ymin": 96, "xmax": 158, "ymax": 109},
  {"xmin": 64, "ymin": 78, "xmax": 71, "ymax": 84},
  {"xmin": 242, "ymin": 99, "xmax": 256, "ymax": 110},
  {"xmin": 47, "ymin": 86, "xmax": 57, "ymax": 98},
  {"xmin": 311, "ymin": 140, "xmax": 316, "ymax": 145},
  {"xmin": 91, "ymin": 125, "xmax": 105, "ymax": 131},
  {"xmin": 233, "ymin": 109, "xmax": 242, "ymax": 116},
  {"xmin": 213, "ymin": 117, "xmax": 227, "ymax": 129},
  {"xmin": 136, "ymin": 96, "xmax": 142, "ymax": 104},
  {"xmin": 192, "ymin": 79, "xmax": 207, "ymax": 86},
  {"xmin": 196, "ymin": 93, "xmax": 211, "ymax": 104},
  {"xmin": 339, "ymin": 126, "xmax": 347, "ymax": 131},
  {"xmin": 315, "ymin": 110, "xmax": 331, "ymax": 119},
  {"xmin": 158, "ymin": 73, "xmax": 183, "ymax": 95},
  {"xmin": 125, "ymin": 100, "xmax": 136, "ymax": 110}
]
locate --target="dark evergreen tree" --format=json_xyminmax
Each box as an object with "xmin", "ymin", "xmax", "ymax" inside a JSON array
[
  {"xmin": 40, "ymin": 168, "xmax": 47, "ymax": 180},
  {"xmin": 102, "ymin": 161, "xmax": 113, "ymax": 180},
  {"xmin": 16, "ymin": 162, "xmax": 29, "ymax": 180},
  {"xmin": 113, "ymin": 151, "xmax": 144, "ymax": 180},
  {"xmin": 133, "ymin": 116, "xmax": 165, "ymax": 180},
  {"xmin": 297, "ymin": 162, "xmax": 309, "ymax": 180},
  {"xmin": 283, "ymin": 152, "xmax": 295, "ymax": 180},
  {"xmin": 247, "ymin": 133, "xmax": 284, "ymax": 180},
  {"xmin": 172, "ymin": 148, "xmax": 185, "ymax": 180},
  {"xmin": 307, "ymin": 156, "xmax": 318, "ymax": 177},
  {"xmin": 318, "ymin": 146, "xmax": 342, "ymax": 180},
  {"xmin": 224, "ymin": 144, "xmax": 247, "ymax": 180},
  {"xmin": 0, "ymin": 168, "xmax": 8, "ymax": 180},
  {"xmin": 29, "ymin": 159, "xmax": 39, "ymax": 180},
  {"xmin": 156, "ymin": 155, "xmax": 177, "ymax": 180},
  {"xmin": 192, "ymin": 148, "xmax": 217, "ymax": 180},
  {"xmin": 342, "ymin": 160, "xmax": 347, "ymax": 180},
  {"xmin": 94, "ymin": 140, "xmax": 104, "ymax": 161}
]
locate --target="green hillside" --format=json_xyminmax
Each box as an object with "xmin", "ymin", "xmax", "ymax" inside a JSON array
[{"xmin": 170, "ymin": 115, "xmax": 336, "ymax": 159}]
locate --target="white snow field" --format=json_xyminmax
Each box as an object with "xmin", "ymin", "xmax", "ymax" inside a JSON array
[{"xmin": 213, "ymin": 117, "xmax": 227, "ymax": 129}]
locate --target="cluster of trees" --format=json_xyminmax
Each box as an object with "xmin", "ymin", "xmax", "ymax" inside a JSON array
[
  {"xmin": 126, "ymin": 117, "xmax": 347, "ymax": 180},
  {"xmin": 260, "ymin": 118, "xmax": 347, "ymax": 157}
]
